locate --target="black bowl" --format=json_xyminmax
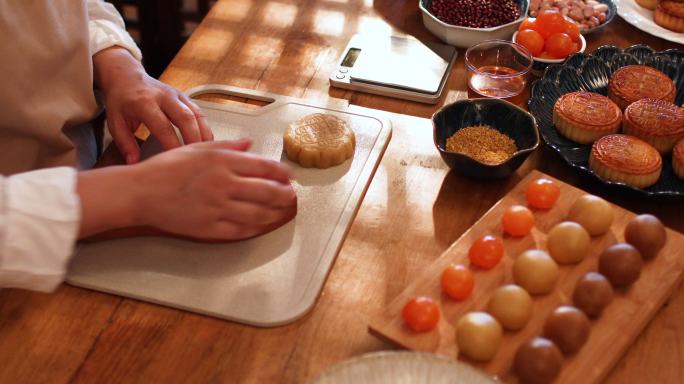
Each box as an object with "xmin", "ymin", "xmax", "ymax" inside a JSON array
[{"xmin": 433, "ymin": 98, "xmax": 540, "ymax": 179}]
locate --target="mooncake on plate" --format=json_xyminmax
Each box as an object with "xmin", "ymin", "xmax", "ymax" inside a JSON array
[
  {"xmin": 655, "ymin": 0, "xmax": 684, "ymax": 33},
  {"xmin": 623, "ymin": 98, "xmax": 684, "ymax": 154},
  {"xmin": 674, "ymin": 139, "xmax": 684, "ymax": 179},
  {"xmin": 589, "ymin": 134, "xmax": 662, "ymax": 188},
  {"xmin": 608, "ymin": 65, "xmax": 676, "ymax": 110},
  {"xmin": 553, "ymin": 92, "xmax": 622, "ymax": 144}
]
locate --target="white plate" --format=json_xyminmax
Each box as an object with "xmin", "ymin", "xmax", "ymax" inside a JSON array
[
  {"xmin": 615, "ymin": 0, "xmax": 684, "ymax": 45},
  {"xmin": 308, "ymin": 351, "xmax": 496, "ymax": 384}
]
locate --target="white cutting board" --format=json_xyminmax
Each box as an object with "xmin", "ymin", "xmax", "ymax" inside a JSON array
[{"xmin": 67, "ymin": 85, "xmax": 392, "ymax": 327}]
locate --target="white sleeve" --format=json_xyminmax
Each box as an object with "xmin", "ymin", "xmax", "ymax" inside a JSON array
[
  {"xmin": 87, "ymin": 0, "xmax": 143, "ymax": 60},
  {"xmin": 0, "ymin": 168, "xmax": 81, "ymax": 292}
]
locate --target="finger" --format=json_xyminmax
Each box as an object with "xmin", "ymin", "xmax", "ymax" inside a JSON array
[
  {"xmin": 191, "ymin": 138, "xmax": 252, "ymax": 152},
  {"xmin": 221, "ymin": 200, "xmax": 289, "ymax": 226},
  {"xmin": 222, "ymin": 151, "xmax": 293, "ymax": 183},
  {"xmin": 161, "ymin": 95, "xmax": 201, "ymax": 145},
  {"xmin": 207, "ymin": 221, "xmax": 264, "ymax": 241},
  {"xmin": 107, "ymin": 113, "xmax": 140, "ymax": 164},
  {"xmin": 139, "ymin": 105, "xmax": 182, "ymax": 151},
  {"xmin": 179, "ymin": 94, "xmax": 213, "ymax": 141},
  {"xmin": 228, "ymin": 177, "xmax": 296, "ymax": 208}
]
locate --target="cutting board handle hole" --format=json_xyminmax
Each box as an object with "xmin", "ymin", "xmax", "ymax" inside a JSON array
[{"xmin": 191, "ymin": 92, "xmax": 274, "ymax": 110}]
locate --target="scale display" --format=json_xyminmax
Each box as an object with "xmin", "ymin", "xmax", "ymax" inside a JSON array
[
  {"xmin": 330, "ymin": 34, "xmax": 457, "ymax": 104},
  {"xmin": 341, "ymin": 48, "xmax": 362, "ymax": 67}
]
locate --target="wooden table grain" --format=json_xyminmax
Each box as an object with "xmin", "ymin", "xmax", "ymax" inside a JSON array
[{"xmin": 1, "ymin": 1, "xmax": 683, "ymax": 383}]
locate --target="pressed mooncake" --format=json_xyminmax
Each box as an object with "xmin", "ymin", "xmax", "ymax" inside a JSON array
[
  {"xmin": 553, "ymin": 92, "xmax": 622, "ymax": 144},
  {"xmin": 283, "ymin": 113, "xmax": 355, "ymax": 168},
  {"xmin": 655, "ymin": 0, "xmax": 684, "ymax": 32},
  {"xmin": 589, "ymin": 134, "xmax": 662, "ymax": 188},
  {"xmin": 674, "ymin": 139, "xmax": 684, "ymax": 179},
  {"xmin": 623, "ymin": 98, "xmax": 684, "ymax": 154},
  {"xmin": 608, "ymin": 66, "xmax": 676, "ymax": 110}
]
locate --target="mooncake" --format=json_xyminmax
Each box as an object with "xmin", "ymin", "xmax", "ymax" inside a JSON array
[{"xmin": 283, "ymin": 113, "xmax": 355, "ymax": 168}]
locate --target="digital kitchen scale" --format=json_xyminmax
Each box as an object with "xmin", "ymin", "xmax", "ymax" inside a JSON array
[{"xmin": 330, "ymin": 34, "xmax": 457, "ymax": 104}]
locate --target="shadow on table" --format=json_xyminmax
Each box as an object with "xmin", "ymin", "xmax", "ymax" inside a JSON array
[{"xmin": 432, "ymin": 169, "xmax": 517, "ymax": 247}]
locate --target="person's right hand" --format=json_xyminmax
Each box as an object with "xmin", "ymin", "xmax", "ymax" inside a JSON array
[{"xmin": 130, "ymin": 138, "xmax": 297, "ymax": 240}]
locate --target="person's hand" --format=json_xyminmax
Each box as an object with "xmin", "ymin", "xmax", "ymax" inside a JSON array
[
  {"xmin": 93, "ymin": 47, "xmax": 212, "ymax": 164},
  {"xmin": 78, "ymin": 139, "xmax": 297, "ymax": 241},
  {"xmin": 136, "ymin": 139, "xmax": 297, "ymax": 240}
]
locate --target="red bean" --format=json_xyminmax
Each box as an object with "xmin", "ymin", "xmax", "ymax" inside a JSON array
[{"xmin": 430, "ymin": 0, "xmax": 520, "ymax": 28}]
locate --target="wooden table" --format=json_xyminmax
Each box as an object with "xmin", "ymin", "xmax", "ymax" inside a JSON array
[{"xmin": 2, "ymin": 1, "xmax": 683, "ymax": 382}]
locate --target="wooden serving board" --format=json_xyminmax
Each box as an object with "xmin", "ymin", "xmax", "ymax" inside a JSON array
[
  {"xmin": 67, "ymin": 85, "xmax": 391, "ymax": 327},
  {"xmin": 368, "ymin": 170, "xmax": 684, "ymax": 383}
]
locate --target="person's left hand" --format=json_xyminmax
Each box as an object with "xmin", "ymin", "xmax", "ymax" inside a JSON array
[{"xmin": 93, "ymin": 47, "xmax": 213, "ymax": 164}]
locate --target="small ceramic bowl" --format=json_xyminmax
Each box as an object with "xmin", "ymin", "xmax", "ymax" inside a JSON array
[
  {"xmin": 419, "ymin": 0, "xmax": 529, "ymax": 48},
  {"xmin": 512, "ymin": 32, "xmax": 587, "ymax": 76},
  {"xmin": 433, "ymin": 98, "xmax": 539, "ymax": 179}
]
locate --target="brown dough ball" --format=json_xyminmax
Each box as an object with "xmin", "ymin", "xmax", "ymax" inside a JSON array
[
  {"xmin": 547, "ymin": 221, "xmax": 591, "ymax": 264},
  {"xmin": 543, "ymin": 306, "xmax": 591, "ymax": 354},
  {"xmin": 514, "ymin": 337, "xmax": 564, "ymax": 384},
  {"xmin": 567, "ymin": 195, "xmax": 614, "ymax": 236},
  {"xmin": 573, "ymin": 272, "xmax": 614, "ymax": 318},
  {"xmin": 598, "ymin": 243, "xmax": 643, "ymax": 288},
  {"xmin": 455, "ymin": 312, "xmax": 503, "ymax": 362},
  {"xmin": 624, "ymin": 214, "xmax": 667, "ymax": 260},
  {"xmin": 513, "ymin": 250, "xmax": 560, "ymax": 295},
  {"xmin": 487, "ymin": 284, "xmax": 533, "ymax": 331}
]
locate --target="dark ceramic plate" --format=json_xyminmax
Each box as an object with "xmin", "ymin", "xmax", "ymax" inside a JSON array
[
  {"xmin": 433, "ymin": 98, "xmax": 539, "ymax": 179},
  {"xmin": 528, "ymin": 45, "xmax": 684, "ymax": 198}
]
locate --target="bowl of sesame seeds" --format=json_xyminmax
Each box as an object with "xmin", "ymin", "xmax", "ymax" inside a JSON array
[{"xmin": 432, "ymin": 98, "xmax": 540, "ymax": 179}]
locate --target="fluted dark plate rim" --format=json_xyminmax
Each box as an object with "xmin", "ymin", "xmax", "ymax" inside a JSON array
[{"xmin": 528, "ymin": 44, "xmax": 684, "ymax": 198}]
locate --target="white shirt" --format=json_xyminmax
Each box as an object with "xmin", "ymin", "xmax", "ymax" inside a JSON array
[{"xmin": 0, "ymin": 0, "xmax": 141, "ymax": 292}]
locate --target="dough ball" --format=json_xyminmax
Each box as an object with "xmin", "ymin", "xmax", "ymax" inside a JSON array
[
  {"xmin": 283, "ymin": 113, "xmax": 355, "ymax": 168},
  {"xmin": 598, "ymin": 243, "xmax": 643, "ymax": 288},
  {"xmin": 455, "ymin": 312, "xmax": 503, "ymax": 362},
  {"xmin": 547, "ymin": 221, "xmax": 591, "ymax": 264},
  {"xmin": 567, "ymin": 195, "xmax": 614, "ymax": 236},
  {"xmin": 573, "ymin": 272, "xmax": 614, "ymax": 318},
  {"xmin": 624, "ymin": 214, "xmax": 667, "ymax": 260},
  {"xmin": 543, "ymin": 306, "xmax": 591, "ymax": 354},
  {"xmin": 487, "ymin": 284, "xmax": 533, "ymax": 331},
  {"xmin": 514, "ymin": 337, "xmax": 564, "ymax": 384},
  {"xmin": 513, "ymin": 250, "xmax": 560, "ymax": 295}
]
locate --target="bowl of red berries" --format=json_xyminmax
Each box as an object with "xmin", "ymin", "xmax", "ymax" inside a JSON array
[
  {"xmin": 419, "ymin": 0, "xmax": 529, "ymax": 48},
  {"xmin": 512, "ymin": 9, "xmax": 587, "ymax": 74}
]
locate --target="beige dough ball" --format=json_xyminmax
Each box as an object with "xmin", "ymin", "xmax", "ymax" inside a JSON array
[
  {"xmin": 513, "ymin": 250, "xmax": 560, "ymax": 295},
  {"xmin": 547, "ymin": 221, "xmax": 591, "ymax": 264},
  {"xmin": 487, "ymin": 284, "xmax": 534, "ymax": 331},
  {"xmin": 456, "ymin": 312, "xmax": 503, "ymax": 362},
  {"xmin": 567, "ymin": 195, "xmax": 614, "ymax": 236}
]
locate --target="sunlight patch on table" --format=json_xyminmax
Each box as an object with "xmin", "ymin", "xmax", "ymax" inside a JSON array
[
  {"xmin": 213, "ymin": 0, "xmax": 252, "ymax": 21},
  {"xmin": 187, "ymin": 29, "xmax": 234, "ymax": 61},
  {"xmin": 237, "ymin": 35, "xmax": 285, "ymax": 63},
  {"xmin": 261, "ymin": 2, "xmax": 298, "ymax": 28},
  {"xmin": 357, "ymin": 16, "xmax": 393, "ymax": 35},
  {"xmin": 312, "ymin": 9, "xmax": 346, "ymax": 36}
]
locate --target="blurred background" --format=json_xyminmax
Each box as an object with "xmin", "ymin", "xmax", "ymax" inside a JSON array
[{"xmin": 106, "ymin": 0, "xmax": 218, "ymax": 78}]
